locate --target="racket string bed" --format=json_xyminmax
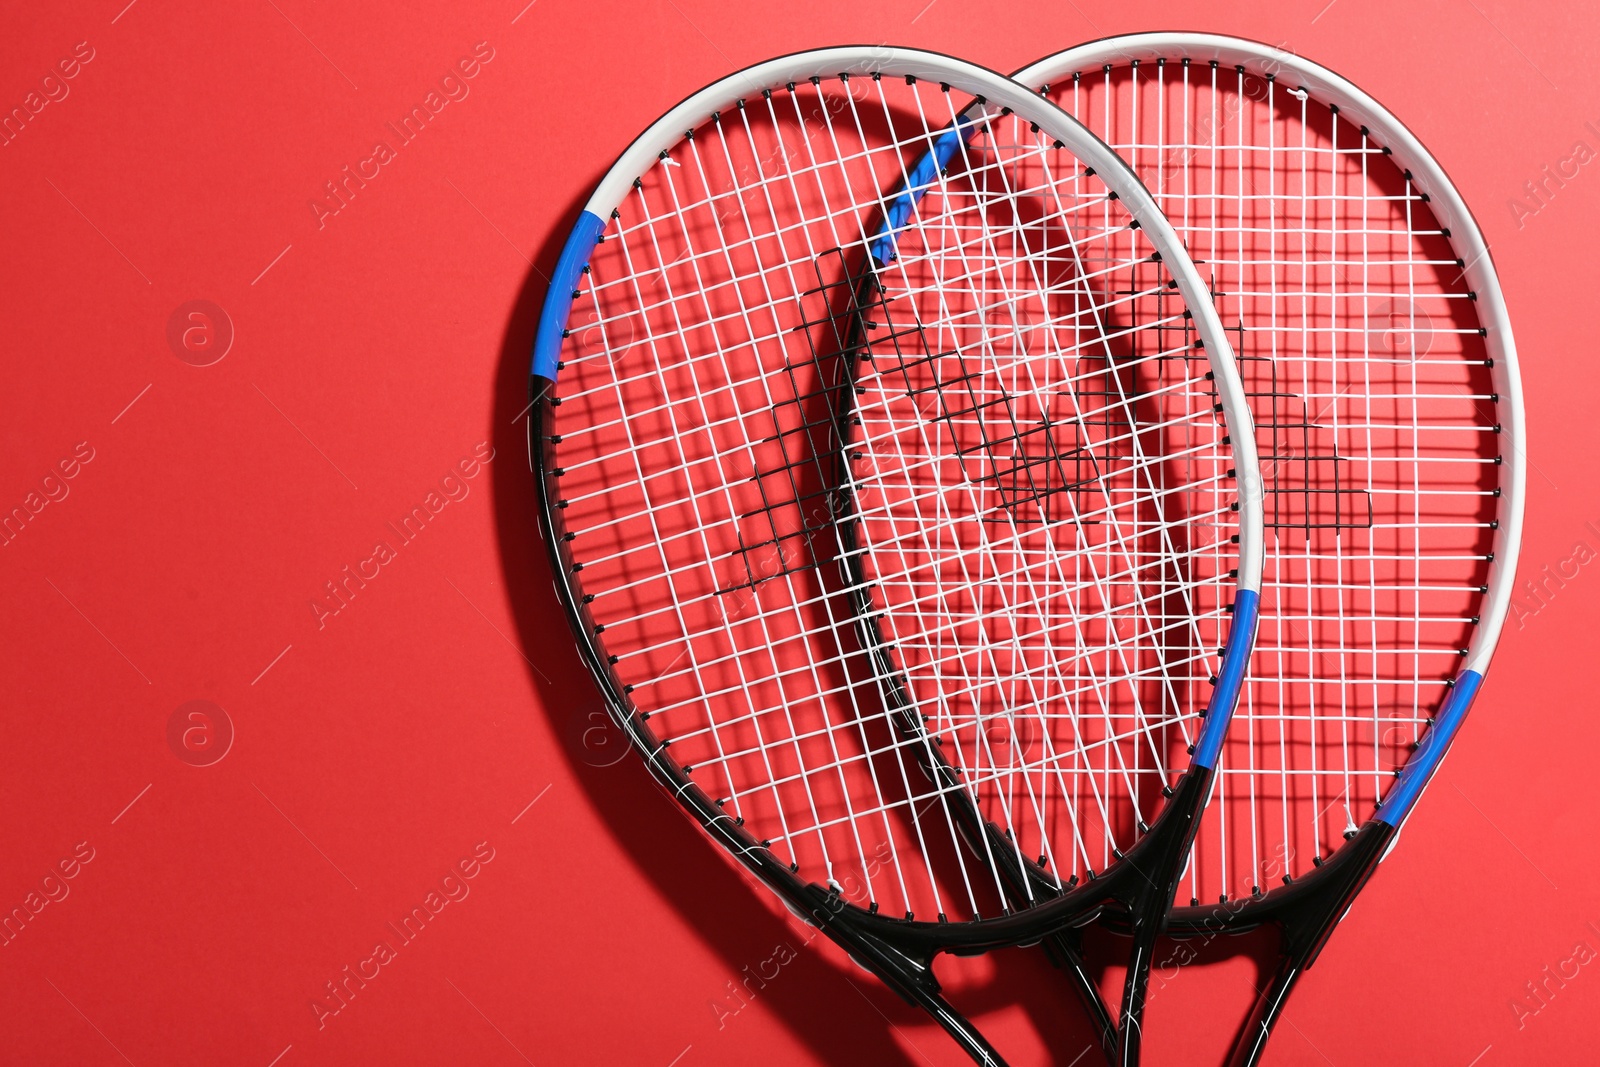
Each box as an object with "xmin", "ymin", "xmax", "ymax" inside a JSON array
[
  {"xmin": 1047, "ymin": 50, "xmax": 1502, "ymax": 905},
  {"xmin": 562, "ymin": 109, "xmax": 1200, "ymax": 909},
  {"xmin": 1016, "ymin": 35, "xmax": 1523, "ymax": 1067},
  {"xmin": 531, "ymin": 50, "xmax": 1265, "ymax": 1067}
]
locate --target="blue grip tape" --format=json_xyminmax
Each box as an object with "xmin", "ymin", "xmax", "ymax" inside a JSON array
[
  {"xmin": 531, "ymin": 210, "xmax": 608, "ymax": 381},
  {"xmin": 1374, "ymin": 669, "xmax": 1484, "ymax": 826},
  {"xmin": 1192, "ymin": 589, "xmax": 1260, "ymax": 770},
  {"xmin": 868, "ymin": 115, "xmax": 978, "ymax": 266}
]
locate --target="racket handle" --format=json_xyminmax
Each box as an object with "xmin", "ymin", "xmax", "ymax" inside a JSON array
[
  {"xmin": 1112, "ymin": 766, "xmax": 1218, "ymax": 1067},
  {"xmin": 1225, "ymin": 821, "xmax": 1396, "ymax": 1067},
  {"xmin": 822, "ymin": 906, "xmax": 1011, "ymax": 1067},
  {"xmin": 911, "ymin": 986, "xmax": 1011, "ymax": 1067},
  {"xmin": 1228, "ymin": 955, "xmax": 1307, "ymax": 1067},
  {"xmin": 1115, "ymin": 913, "xmax": 1161, "ymax": 1067},
  {"xmin": 1042, "ymin": 929, "xmax": 1116, "ymax": 1066}
]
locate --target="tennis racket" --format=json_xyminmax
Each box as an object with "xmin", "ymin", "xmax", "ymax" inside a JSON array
[
  {"xmin": 1014, "ymin": 34, "xmax": 1525, "ymax": 1065},
  {"xmin": 527, "ymin": 46, "xmax": 1263, "ymax": 1065}
]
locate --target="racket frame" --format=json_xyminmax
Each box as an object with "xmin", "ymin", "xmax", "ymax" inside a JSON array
[
  {"xmin": 1012, "ymin": 33, "xmax": 1526, "ymax": 1067},
  {"xmin": 528, "ymin": 45, "xmax": 1266, "ymax": 1066}
]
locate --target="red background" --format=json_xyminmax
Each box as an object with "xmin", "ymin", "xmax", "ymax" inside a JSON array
[{"xmin": 1, "ymin": 1, "xmax": 1594, "ymax": 1064}]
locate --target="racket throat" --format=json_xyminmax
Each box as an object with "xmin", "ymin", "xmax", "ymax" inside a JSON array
[
  {"xmin": 1104, "ymin": 765, "xmax": 1217, "ymax": 1065},
  {"xmin": 1225, "ymin": 820, "xmax": 1397, "ymax": 1067},
  {"xmin": 1107, "ymin": 765, "xmax": 1217, "ymax": 916},
  {"xmin": 820, "ymin": 902, "xmax": 1013, "ymax": 1067},
  {"xmin": 1271, "ymin": 820, "xmax": 1396, "ymax": 971}
]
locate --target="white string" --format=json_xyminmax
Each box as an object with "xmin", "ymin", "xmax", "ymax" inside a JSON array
[
  {"xmin": 1051, "ymin": 59, "xmax": 1499, "ymax": 902},
  {"xmin": 549, "ymin": 74, "xmax": 1237, "ymax": 921}
]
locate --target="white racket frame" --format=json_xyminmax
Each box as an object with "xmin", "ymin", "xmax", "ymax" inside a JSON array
[{"xmin": 1013, "ymin": 32, "xmax": 1523, "ymax": 683}]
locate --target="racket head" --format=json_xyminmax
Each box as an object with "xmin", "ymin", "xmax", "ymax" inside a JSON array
[
  {"xmin": 1015, "ymin": 31, "xmax": 1523, "ymax": 916},
  {"xmin": 528, "ymin": 45, "xmax": 1263, "ymax": 965}
]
